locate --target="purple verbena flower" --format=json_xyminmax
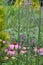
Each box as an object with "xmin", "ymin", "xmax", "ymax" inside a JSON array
[{"xmin": 20, "ymin": 34, "xmax": 25, "ymax": 39}]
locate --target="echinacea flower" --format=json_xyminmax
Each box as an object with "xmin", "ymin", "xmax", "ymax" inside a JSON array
[
  {"xmin": 13, "ymin": 41, "xmax": 17, "ymax": 45},
  {"xmin": 14, "ymin": 44, "xmax": 18, "ymax": 49},
  {"xmin": 7, "ymin": 50, "xmax": 15, "ymax": 56},
  {"xmin": 12, "ymin": 42, "xmax": 18, "ymax": 49},
  {"xmin": 39, "ymin": 48, "xmax": 43, "ymax": 52},
  {"xmin": 20, "ymin": 46, "xmax": 27, "ymax": 54},
  {"xmin": 9, "ymin": 44, "xmax": 14, "ymax": 50},
  {"xmin": 20, "ymin": 50, "xmax": 27, "ymax": 55},
  {"xmin": 39, "ymin": 48, "xmax": 43, "ymax": 56}
]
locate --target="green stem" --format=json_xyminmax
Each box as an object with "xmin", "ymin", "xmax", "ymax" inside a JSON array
[
  {"xmin": 17, "ymin": 1, "xmax": 21, "ymax": 65},
  {"xmin": 36, "ymin": 1, "xmax": 41, "ymax": 65},
  {"xmin": 38, "ymin": 1, "xmax": 41, "ymax": 47},
  {"xmin": 29, "ymin": 2, "xmax": 33, "ymax": 65},
  {"xmin": 25, "ymin": 1, "xmax": 30, "ymax": 65}
]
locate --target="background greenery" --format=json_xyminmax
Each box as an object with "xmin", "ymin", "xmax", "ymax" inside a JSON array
[{"xmin": 0, "ymin": 0, "xmax": 43, "ymax": 65}]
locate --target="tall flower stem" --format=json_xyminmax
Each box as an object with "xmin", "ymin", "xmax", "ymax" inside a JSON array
[
  {"xmin": 29, "ymin": 1, "xmax": 33, "ymax": 65},
  {"xmin": 17, "ymin": 1, "xmax": 21, "ymax": 65},
  {"xmin": 38, "ymin": 0, "xmax": 41, "ymax": 47},
  {"xmin": 37, "ymin": 1, "xmax": 41, "ymax": 65},
  {"xmin": 25, "ymin": 1, "xmax": 29, "ymax": 65}
]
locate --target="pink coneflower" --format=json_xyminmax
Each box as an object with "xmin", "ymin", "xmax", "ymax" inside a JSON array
[
  {"xmin": 9, "ymin": 44, "xmax": 14, "ymax": 50},
  {"xmin": 20, "ymin": 46, "xmax": 27, "ymax": 54},
  {"xmin": 20, "ymin": 50, "xmax": 27, "ymax": 55},
  {"xmin": 12, "ymin": 42, "xmax": 18, "ymax": 49},
  {"xmin": 7, "ymin": 50, "xmax": 15, "ymax": 56},
  {"xmin": 7, "ymin": 50, "xmax": 18, "ymax": 57},
  {"xmin": 13, "ymin": 41, "xmax": 17, "ymax": 45},
  {"xmin": 14, "ymin": 44, "xmax": 18, "ymax": 49},
  {"xmin": 39, "ymin": 48, "xmax": 43, "ymax": 56},
  {"xmin": 39, "ymin": 48, "xmax": 43, "ymax": 52}
]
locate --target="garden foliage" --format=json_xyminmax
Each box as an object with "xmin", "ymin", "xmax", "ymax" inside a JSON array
[{"xmin": 0, "ymin": 0, "xmax": 43, "ymax": 65}]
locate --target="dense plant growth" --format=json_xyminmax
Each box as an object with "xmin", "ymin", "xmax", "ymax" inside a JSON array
[{"xmin": 0, "ymin": 0, "xmax": 43, "ymax": 65}]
